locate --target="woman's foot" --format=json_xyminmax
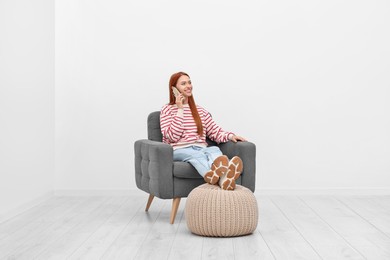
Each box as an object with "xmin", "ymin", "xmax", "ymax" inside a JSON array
[
  {"xmin": 219, "ymin": 156, "xmax": 243, "ymax": 190},
  {"xmin": 203, "ymin": 155, "xmax": 229, "ymax": 184}
]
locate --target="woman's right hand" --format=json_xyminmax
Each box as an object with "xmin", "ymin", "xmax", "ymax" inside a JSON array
[{"xmin": 176, "ymin": 94, "xmax": 184, "ymax": 109}]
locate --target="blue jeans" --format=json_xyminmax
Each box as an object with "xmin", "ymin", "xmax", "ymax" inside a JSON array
[{"xmin": 173, "ymin": 146, "xmax": 223, "ymax": 177}]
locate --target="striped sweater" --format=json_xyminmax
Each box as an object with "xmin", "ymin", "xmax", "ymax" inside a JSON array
[{"xmin": 160, "ymin": 103, "xmax": 234, "ymax": 150}]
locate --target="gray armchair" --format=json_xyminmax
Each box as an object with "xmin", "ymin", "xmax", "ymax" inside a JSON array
[{"xmin": 134, "ymin": 111, "xmax": 256, "ymax": 224}]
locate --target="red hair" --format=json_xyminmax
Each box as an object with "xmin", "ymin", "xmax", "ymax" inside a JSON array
[{"xmin": 169, "ymin": 72, "xmax": 203, "ymax": 136}]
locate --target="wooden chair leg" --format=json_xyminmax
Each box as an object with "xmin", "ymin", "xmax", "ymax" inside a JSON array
[
  {"xmin": 145, "ymin": 194, "xmax": 154, "ymax": 211},
  {"xmin": 170, "ymin": 198, "xmax": 181, "ymax": 224}
]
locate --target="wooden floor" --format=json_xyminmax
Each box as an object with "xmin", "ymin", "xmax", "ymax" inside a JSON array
[{"xmin": 1, "ymin": 193, "xmax": 390, "ymax": 260}]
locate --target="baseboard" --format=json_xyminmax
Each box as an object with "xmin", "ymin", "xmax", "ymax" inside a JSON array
[
  {"xmin": 54, "ymin": 189, "xmax": 139, "ymax": 196},
  {"xmin": 255, "ymin": 188, "xmax": 390, "ymax": 196},
  {"xmin": 0, "ymin": 191, "xmax": 54, "ymax": 224}
]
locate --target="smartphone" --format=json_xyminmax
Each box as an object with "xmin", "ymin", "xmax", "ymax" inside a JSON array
[{"xmin": 172, "ymin": 87, "xmax": 181, "ymax": 97}]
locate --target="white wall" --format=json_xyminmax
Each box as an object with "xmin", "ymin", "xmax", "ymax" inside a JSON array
[
  {"xmin": 0, "ymin": 0, "xmax": 54, "ymax": 218},
  {"xmin": 55, "ymin": 0, "xmax": 390, "ymax": 191}
]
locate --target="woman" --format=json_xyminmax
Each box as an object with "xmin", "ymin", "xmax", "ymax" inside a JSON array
[{"xmin": 160, "ymin": 71, "xmax": 247, "ymax": 190}]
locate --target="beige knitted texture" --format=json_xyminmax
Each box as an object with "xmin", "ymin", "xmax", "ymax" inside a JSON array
[{"xmin": 185, "ymin": 184, "xmax": 258, "ymax": 237}]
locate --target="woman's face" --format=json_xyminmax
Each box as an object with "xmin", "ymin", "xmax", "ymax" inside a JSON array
[{"xmin": 175, "ymin": 75, "xmax": 192, "ymax": 98}]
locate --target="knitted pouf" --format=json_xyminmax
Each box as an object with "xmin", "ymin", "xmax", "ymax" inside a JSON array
[{"xmin": 185, "ymin": 183, "xmax": 258, "ymax": 237}]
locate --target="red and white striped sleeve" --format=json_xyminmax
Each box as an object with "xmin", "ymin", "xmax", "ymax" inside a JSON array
[
  {"xmin": 202, "ymin": 107, "xmax": 234, "ymax": 144},
  {"xmin": 160, "ymin": 104, "xmax": 185, "ymax": 143}
]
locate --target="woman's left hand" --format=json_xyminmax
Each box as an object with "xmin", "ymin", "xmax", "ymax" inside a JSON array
[{"xmin": 230, "ymin": 135, "xmax": 247, "ymax": 143}]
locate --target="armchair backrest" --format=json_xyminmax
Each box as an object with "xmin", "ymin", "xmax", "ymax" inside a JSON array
[
  {"xmin": 148, "ymin": 111, "xmax": 163, "ymax": 141},
  {"xmin": 147, "ymin": 111, "xmax": 217, "ymax": 146}
]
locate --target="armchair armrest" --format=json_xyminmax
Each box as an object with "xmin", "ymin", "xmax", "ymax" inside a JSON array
[
  {"xmin": 218, "ymin": 141, "xmax": 256, "ymax": 192},
  {"xmin": 134, "ymin": 139, "xmax": 174, "ymax": 199}
]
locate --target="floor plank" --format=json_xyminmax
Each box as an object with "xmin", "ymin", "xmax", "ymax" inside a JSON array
[
  {"xmin": 202, "ymin": 237, "xmax": 235, "ymax": 260},
  {"xmin": 302, "ymin": 196, "xmax": 390, "ymax": 259},
  {"xmin": 272, "ymin": 196, "xmax": 364, "ymax": 259},
  {"xmin": 0, "ymin": 196, "xmax": 87, "ymax": 258},
  {"xmin": 257, "ymin": 197, "xmax": 321, "ymax": 259},
  {"xmin": 337, "ymin": 196, "xmax": 390, "ymax": 238},
  {"xmin": 0, "ymin": 196, "xmax": 68, "ymax": 241},
  {"xmin": 167, "ymin": 200, "xmax": 204, "ymax": 260},
  {"xmin": 34, "ymin": 197, "xmax": 127, "ymax": 259},
  {"xmin": 132, "ymin": 200, "xmax": 184, "ymax": 260},
  {"xmin": 234, "ymin": 229, "xmax": 275, "ymax": 260},
  {"xmin": 100, "ymin": 196, "xmax": 166, "ymax": 259},
  {"xmin": 67, "ymin": 195, "xmax": 144, "ymax": 259}
]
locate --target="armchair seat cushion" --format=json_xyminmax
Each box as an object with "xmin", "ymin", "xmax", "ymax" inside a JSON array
[{"xmin": 173, "ymin": 161, "xmax": 202, "ymax": 179}]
